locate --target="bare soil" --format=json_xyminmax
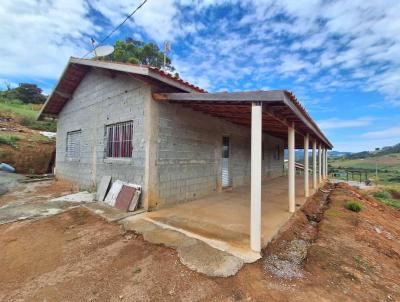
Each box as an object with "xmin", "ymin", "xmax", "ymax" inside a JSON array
[
  {"xmin": 0, "ymin": 179, "xmax": 78, "ymax": 207},
  {"xmin": 0, "ymin": 182, "xmax": 399, "ymax": 301},
  {"xmin": 0, "ymin": 117, "xmax": 55, "ymax": 174}
]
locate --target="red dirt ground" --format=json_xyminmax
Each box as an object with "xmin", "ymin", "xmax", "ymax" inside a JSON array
[
  {"xmin": 0, "ymin": 182, "xmax": 399, "ymax": 301},
  {"xmin": 0, "ymin": 118, "xmax": 55, "ymax": 174}
]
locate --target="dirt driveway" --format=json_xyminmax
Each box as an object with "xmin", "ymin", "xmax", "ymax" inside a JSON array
[{"xmin": 0, "ymin": 181, "xmax": 399, "ymax": 301}]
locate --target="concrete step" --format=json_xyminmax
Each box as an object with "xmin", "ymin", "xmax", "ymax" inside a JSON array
[{"xmin": 121, "ymin": 215, "xmax": 246, "ymax": 277}]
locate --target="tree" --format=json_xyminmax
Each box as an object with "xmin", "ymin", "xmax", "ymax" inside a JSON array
[
  {"xmin": 106, "ymin": 38, "xmax": 175, "ymax": 71},
  {"xmin": 4, "ymin": 83, "xmax": 47, "ymax": 104}
]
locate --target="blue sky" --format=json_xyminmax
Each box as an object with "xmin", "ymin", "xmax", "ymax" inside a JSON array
[{"xmin": 1, "ymin": 0, "xmax": 400, "ymax": 152}]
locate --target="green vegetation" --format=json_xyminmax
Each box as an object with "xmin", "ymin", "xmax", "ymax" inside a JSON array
[
  {"xmin": 354, "ymin": 255, "xmax": 373, "ymax": 273},
  {"xmin": 132, "ymin": 266, "xmax": 142, "ymax": 274},
  {"xmin": 372, "ymin": 190, "xmax": 400, "ymax": 209},
  {"xmin": 345, "ymin": 201, "xmax": 363, "ymax": 212},
  {"xmin": 20, "ymin": 116, "xmax": 56, "ymax": 132},
  {"xmin": 329, "ymin": 152, "xmax": 400, "ymax": 184},
  {"xmin": 1, "ymin": 83, "xmax": 46, "ymax": 104},
  {"xmin": 0, "ymin": 134, "xmax": 21, "ymax": 147},
  {"xmin": 0, "ymin": 98, "xmax": 56, "ymax": 132},
  {"xmin": 105, "ymin": 38, "xmax": 175, "ymax": 72}
]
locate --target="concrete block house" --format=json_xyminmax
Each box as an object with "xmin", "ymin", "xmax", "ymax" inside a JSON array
[{"xmin": 39, "ymin": 58, "xmax": 332, "ymax": 255}]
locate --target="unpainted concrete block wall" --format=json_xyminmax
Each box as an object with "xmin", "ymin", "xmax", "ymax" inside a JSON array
[
  {"xmin": 56, "ymin": 69, "xmax": 148, "ymax": 189},
  {"xmin": 153, "ymin": 102, "xmax": 284, "ymax": 207}
]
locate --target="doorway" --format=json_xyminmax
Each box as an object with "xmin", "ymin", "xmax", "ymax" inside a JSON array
[{"xmin": 222, "ymin": 136, "xmax": 231, "ymax": 188}]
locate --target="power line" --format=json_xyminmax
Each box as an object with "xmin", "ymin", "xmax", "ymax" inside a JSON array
[{"xmin": 82, "ymin": 0, "xmax": 148, "ymax": 58}]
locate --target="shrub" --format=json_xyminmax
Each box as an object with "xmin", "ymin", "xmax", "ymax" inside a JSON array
[
  {"xmin": 373, "ymin": 191, "xmax": 392, "ymax": 199},
  {"xmin": 345, "ymin": 201, "xmax": 363, "ymax": 212},
  {"xmin": 20, "ymin": 116, "xmax": 56, "ymax": 132},
  {"xmin": 0, "ymin": 134, "xmax": 20, "ymax": 147}
]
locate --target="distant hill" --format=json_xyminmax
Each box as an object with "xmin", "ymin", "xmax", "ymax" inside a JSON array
[
  {"xmin": 346, "ymin": 143, "xmax": 400, "ymax": 159},
  {"xmin": 284, "ymin": 150, "xmax": 352, "ymax": 161},
  {"xmin": 283, "ymin": 143, "xmax": 400, "ymax": 161},
  {"xmin": 328, "ymin": 150, "xmax": 353, "ymax": 157}
]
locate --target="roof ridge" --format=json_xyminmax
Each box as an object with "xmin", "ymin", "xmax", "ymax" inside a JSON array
[{"xmin": 70, "ymin": 57, "xmax": 207, "ymax": 93}]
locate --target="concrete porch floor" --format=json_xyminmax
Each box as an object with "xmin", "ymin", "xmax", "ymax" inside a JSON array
[{"xmin": 143, "ymin": 175, "xmax": 314, "ymax": 262}]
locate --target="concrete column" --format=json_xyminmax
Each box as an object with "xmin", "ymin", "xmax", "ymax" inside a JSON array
[
  {"xmin": 251, "ymin": 102, "xmax": 262, "ymax": 252},
  {"xmin": 326, "ymin": 149, "xmax": 329, "ymax": 179},
  {"xmin": 318, "ymin": 143, "xmax": 322, "ymax": 183},
  {"xmin": 324, "ymin": 148, "xmax": 327, "ymax": 179},
  {"xmin": 312, "ymin": 140, "xmax": 317, "ymax": 190},
  {"xmin": 304, "ymin": 134, "xmax": 309, "ymax": 197},
  {"xmin": 288, "ymin": 122, "xmax": 295, "ymax": 213},
  {"xmin": 321, "ymin": 148, "xmax": 325, "ymax": 180}
]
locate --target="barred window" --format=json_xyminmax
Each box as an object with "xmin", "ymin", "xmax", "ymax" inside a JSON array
[
  {"xmin": 66, "ymin": 130, "xmax": 81, "ymax": 159},
  {"xmin": 105, "ymin": 121, "xmax": 133, "ymax": 158}
]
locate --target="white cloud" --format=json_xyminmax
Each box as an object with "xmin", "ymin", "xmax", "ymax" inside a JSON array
[
  {"xmin": 317, "ymin": 117, "xmax": 373, "ymax": 130},
  {"xmin": 89, "ymin": 0, "xmax": 185, "ymax": 43},
  {"xmin": 362, "ymin": 126, "xmax": 400, "ymax": 139},
  {"xmin": 0, "ymin": 0, "xmax": 97, "ymax": 79},
  {"xmin": 2, "ymin": 0, "xmax": 400, "ymax": 110},
  {"xmin": 277, "ymin": 54, "xmax": 314, "ymax": 75}
]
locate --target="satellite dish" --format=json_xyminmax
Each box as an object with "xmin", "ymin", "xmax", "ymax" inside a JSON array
[{"xmin": 92, "ymin": 45, "xmax": 114, "ymax": 58}]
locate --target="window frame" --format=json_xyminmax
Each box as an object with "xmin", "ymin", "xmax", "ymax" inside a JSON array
[
  {"xmin": 104, "ymin": 120, "xmax": 134, "ymax": 159},
  {"xmin": 66, "ymin": 130, "xmax": 82, "ymax": 161}
]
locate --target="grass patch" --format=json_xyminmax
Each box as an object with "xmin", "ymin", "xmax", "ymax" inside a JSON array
[
  {"xmin": 29, "ymin": 135, "xmax": 55, "ymax": 144},
  {"xmin": 20, "ymin": 116, "xmax": 56, "ymax": 132},
  {"xmin": 325, "ymin": 207, "xmax": 345, "ymax": 218},
  {"xmin": 132, "ymin": 266, "xmax": 141, "ymax": 274},
  {"xmin": 0, "ymin": 99, "xmax": 56, "ymax": 132},
  {"xmin": 0, "ymin": 134, "xmax": 20, "ymax": 147},
  {"xmin": 372, "ymin": 190, "xmax": 400, "ymax": 209},
  {"xmin": 0, "ymin": 99, "xmax": 39, "ymax": 119},
  {"xmin": 354, "ymin": 255, "xmax": 373, "ymax": 273},
  {"xmin": 345, "ymin": 201, "xmax": 363, "ymax": 212},
  {"xmin": 373, "ymin": 191, "xmax": 391, "ymax": 199}
]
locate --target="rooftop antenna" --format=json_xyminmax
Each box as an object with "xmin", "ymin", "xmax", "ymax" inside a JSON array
[
  {"xmin": 90, "ymin": 38, "xmax": 98, "ymax": 57},
  {"xmin": 90, "ymin": 38, "xmax": 115, "ymax": 59},
  {"xmin": 163, "ymin": 41, "xmax": 171, "ymax": 69}
]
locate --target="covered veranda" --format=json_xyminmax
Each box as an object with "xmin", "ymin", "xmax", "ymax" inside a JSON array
[
  {"xmin": 150, "ymin": 90, "xmax": 332, "ymax": 260},
  {"xmin": 146, "ymin": 175, "xmax": 311, "ymax": 261}
]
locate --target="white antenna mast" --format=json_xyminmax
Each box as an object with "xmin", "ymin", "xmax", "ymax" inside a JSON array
[
  {"xmin": 163, "ymin": 41, "xmax": 171, "ymax": 69},
  {"xmin": 91, "ymin": 38, "xmax": 98, "ymax": 57}
]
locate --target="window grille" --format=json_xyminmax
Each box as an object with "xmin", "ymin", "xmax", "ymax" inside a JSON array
[
  {"xmin": 105, "ymin": 121, "xmax": 133, "ymax": 158},
  {"xmin": 66, "ymin": 130, "xmax": 81, "ymax": 159}
]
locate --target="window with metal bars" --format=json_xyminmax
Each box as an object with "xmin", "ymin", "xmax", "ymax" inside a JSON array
[
  {"xmin": 66, "ymin": 130, "xmax": 81, "ymax": 160},
  {"xmin": 105, "ymin": 121, "xmax": 133, "ymax": 158}
]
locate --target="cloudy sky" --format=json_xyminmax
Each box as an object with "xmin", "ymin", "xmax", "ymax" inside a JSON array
[{"xmin": 1, "ymin": 0, "xmax": 400, "ymax": 152}]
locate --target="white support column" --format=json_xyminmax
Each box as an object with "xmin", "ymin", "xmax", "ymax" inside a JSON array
[
  {"xmin": 312, "ymin": 140, "xmax": 317, "ymax": 190},
  {"xmin": 251, "ymin": 102, "xmax": 262, "ymax": 253},
  {"xmin": 326, "ymin": 149, "xmax": 329, "ymax": 179},
  {"xmin": 324, "ymin": 148, "xmax": 327, "ymax": 179},
  {"xmin": 318, "ymin": 143, "xmax": 322, "ymax": 183},
  {"xmin": 304, "ymin": 134, "xmax": 309, "ymax": 197},
  {"xmin": 288, "ymin": 122, "xmax": 295, "ymax": 213},
  {"xmin": 321, "ymin": 148, "xmax": 325, "ymax": 180}
]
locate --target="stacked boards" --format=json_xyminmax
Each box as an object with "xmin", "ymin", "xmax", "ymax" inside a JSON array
[{"xmin": 96, "ymin": 176, "xmax": 141, "ymax": 212}]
